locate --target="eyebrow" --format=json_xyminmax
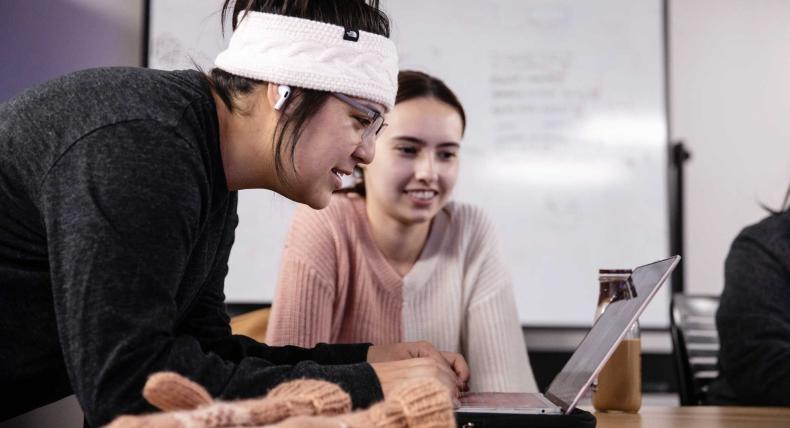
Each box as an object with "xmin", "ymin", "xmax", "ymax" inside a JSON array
[{"xmin": 393, "ymin": 135, "xmax": 460, "ymax": 148}]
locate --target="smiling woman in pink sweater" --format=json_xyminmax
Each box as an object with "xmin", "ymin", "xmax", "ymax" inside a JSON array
[{"xmin": 267, "ymin": 71, "xmax": 537, "ymax": 393}]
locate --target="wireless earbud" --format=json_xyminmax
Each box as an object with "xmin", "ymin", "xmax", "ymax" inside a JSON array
[{"xmin": 274, "ymin": 85, "xmax": 291, "ymax": 110}]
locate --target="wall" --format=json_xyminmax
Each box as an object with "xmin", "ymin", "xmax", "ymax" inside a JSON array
[
  {"xmin": 669, "ymin": 0, "xmax": 790, "ymax": 295},
  {"xmin": 0, "ymin": 0, "xmax": 143, "ymax": 102}
]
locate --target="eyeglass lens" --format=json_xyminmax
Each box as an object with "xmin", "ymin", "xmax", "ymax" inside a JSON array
[{"xmin": 362, "ymin": 116, "xmax": 386, "ymax": 141}]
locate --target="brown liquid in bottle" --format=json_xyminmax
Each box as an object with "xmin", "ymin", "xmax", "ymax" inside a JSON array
[{"xmin": 592, "ymin": 339, "xmax": 642, "ymax": 413}]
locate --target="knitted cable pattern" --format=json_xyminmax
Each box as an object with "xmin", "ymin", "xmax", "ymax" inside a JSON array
[
  {"xmin": 273, "ymin": 378, "xmax": 455, "ymax": 428},
  {"xmin": 105, "ymin": 373, "xmax": 351, "ymax": 428},
  {"xmin": 105, "ymin": 372, "xmax": 455, "ymax": 428},
  {"xmin": 214, "ymin": 11, "xmax": 398, "ymax": 110}
]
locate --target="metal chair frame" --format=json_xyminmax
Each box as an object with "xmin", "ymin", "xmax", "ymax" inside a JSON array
[{"xmin": 670, "ymin": 293, "xmax": 720, "ymax": 405}]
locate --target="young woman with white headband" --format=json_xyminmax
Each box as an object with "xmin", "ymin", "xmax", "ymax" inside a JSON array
[
  {"xmin": 0, "ymin": 1, "xmax": 468, "ymax": 426},
  {"xmin": 267, "ymin": 71, "xmax": 538, "ymax": 393}
]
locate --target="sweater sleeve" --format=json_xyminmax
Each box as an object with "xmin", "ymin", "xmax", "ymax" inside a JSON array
[
  {"xmin": 39, "ymin": 123, "xmax": 381, "ymax": 427},
  {"xmin": 716, "ymin": 226, "xmax": 790, "ymax": 405},
  {"xmin": 267, "ymin": 204, "xmax": 340, "ymax": 347},
  {"xmin": 461, "ymin": 207, "xmax": 538, "ymax": 393}
]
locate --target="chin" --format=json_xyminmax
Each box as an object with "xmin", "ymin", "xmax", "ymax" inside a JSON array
[
  {"xmin": 399, "ymin": 210, "xmax": 435, "ymax": 225},
  {"xmin": 284, "ymin": 185, "xmax": 331, "ymax": 209},
  {"xmin": 304, "ymin": 192, "xmax": 332, "ymax": 210}
]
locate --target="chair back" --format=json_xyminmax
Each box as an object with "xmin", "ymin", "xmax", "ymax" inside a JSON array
[
  {"xmin": 230, "ymin": 307, "xmax": 271, "ymax": 343},
  {"xmin": 670, "ymin": 293, "xmax": 720, "ymax": 405}
]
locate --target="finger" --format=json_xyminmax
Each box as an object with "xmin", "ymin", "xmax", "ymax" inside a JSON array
[
  {"xmin": 437, "ymin": 352, "xmax": 467, "ymax": 392},
  {"xmin": 431, "ymin": 367, "xmax": 460, "ymax": 397},
  {"xmin": 441, "ymin": 351, "xmax": 471, "ymax": 384},
  {"xmin": 414, "ymin": 342, "xmax": 453, "ymax": 371},
  {"xmin": 420, "ymin": 357, "xmax": 459, "ymax": 384},
  {"xmin": 415, "ymin": 358, "xmax": 461, "ymax": 396}
]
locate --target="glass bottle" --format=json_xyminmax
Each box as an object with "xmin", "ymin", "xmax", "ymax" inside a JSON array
[{"xmin": 591, "ymin": 269, "xmax": 642, "ymax": 413}]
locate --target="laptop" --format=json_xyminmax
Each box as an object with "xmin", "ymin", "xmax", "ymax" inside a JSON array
[{"xmin": 456, "ymin": 256, "xmax": 680, "ymax": 416}]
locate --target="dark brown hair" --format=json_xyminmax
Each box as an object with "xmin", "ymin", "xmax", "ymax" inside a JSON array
[
  {"xmin": 395, "ymin": 70, "xmax": 466, "ymax": 133},
  {"xmin": 207, "ymin": 0, "xmax": 390, "ymax": 181},
  {"xmin": 345, "ymin": 70, "xmax": 466, "ymax": 196}
]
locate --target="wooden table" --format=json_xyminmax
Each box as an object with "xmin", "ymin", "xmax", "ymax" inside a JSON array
[{"xmin": 588, "ymin": 406, "xmax": 790, "ymax": 428}]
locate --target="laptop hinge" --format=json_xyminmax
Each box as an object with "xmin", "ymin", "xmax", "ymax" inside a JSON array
[{"xmin": 545, "ymin": 391, "xmax": 572, "ymax": 414}]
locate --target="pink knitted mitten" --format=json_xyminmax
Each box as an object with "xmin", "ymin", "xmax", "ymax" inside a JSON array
[
  {"xmin": 274, "ymin": 378, "xmax": 456, "ymax": 428},
  {"xmin": 106, "ymin": 372, "xmax": 351, "ymax": 428}
]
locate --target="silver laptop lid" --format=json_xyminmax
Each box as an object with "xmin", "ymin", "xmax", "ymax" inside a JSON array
[{"xmin": 545, "ymin": 256, "xmax": 680, "ymax": 414}]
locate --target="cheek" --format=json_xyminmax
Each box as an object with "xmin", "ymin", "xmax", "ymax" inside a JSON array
[
  {"xmin": 439, "ymin": 164, "xmax": 460, "ymax": 192},
  {"xmin": 294, "ymin": 111, "xmax": 356, "ymax": 172},
  {"xmin": 293, "ymin": 132, "xmax": 345, "ymax": 176},
  {"xmin": 291, "ymin": 143, "xmax": 317, "ymax": 177},
  {"xmin": 367, "ymin": 167, "xmax": 400, "ymax": 197},
  {"xmin": 367, "ymin": 155, "xmax": 410, "ymax": 190}
]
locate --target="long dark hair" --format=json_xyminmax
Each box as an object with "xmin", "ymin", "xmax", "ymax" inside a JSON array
[
  {"xmin": 344, "ymin": 70, "xmax": 466, "ymax": 196},
  {"xmin": 396, "ymin": 70, "xmax": 466, "ymax": 132},
  {"xmin": 206, "ymin": 0, "xmax": 390, "ymax": 182}
]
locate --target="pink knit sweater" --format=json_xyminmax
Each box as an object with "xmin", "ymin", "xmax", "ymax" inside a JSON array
[{"xmin": 266, "ymin": 194, "xmax": 537, "ymax": 392}]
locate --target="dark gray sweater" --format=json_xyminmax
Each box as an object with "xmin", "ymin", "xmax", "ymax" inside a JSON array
[
  {"xmin": 0, "ymin": 68, "xmax": 382, "ymax": 426},
  {"xmin": 709, "ymin": 210, "xmax": 790, "ymax": 405}
]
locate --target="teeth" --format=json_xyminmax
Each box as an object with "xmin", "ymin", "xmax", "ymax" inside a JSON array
[{"xmin": 407, "ymin": 190, "xmax": 436, "ymax": 200}]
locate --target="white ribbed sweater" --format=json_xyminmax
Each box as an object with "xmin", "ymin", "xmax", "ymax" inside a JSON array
[{"xmin": 266, "ymin": 194, "xmax": 537, "ymax": 392}]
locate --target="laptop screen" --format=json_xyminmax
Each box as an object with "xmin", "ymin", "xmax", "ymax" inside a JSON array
[{"xmin": 544, "ymin": 256, "xmax": 679, "ymax": 413}]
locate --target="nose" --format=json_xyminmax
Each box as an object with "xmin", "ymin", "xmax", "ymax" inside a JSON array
[
  {"xmin": 414, "ymin": 153, "xmax": 438, "ymax": 183},
  {"xmin": 352, "ymin": 134, "xmax": 376, "ymax": 165}
]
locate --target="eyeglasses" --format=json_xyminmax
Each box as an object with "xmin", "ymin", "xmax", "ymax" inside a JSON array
[{"xmin": 333, "ymin": 93, "xmax": 387, "ymax": 143}]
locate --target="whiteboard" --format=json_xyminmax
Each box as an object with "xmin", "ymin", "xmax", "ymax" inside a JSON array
[{"xmin": 147, "ymin": 0, "xmax": 671, "ymax": 327}]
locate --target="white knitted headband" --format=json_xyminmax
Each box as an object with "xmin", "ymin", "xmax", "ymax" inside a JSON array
[{"xmin": 214, "ymin": 11, "xmax": 398, "ymax": 111}]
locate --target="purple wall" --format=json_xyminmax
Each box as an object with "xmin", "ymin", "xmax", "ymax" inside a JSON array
[{"xmin": 0, "ymin": 0, "xmax": 143, "ymax": 102}]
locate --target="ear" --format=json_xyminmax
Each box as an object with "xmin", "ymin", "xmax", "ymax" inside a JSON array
[
  {"xmin": 266, "ymin": 82, "xmax": 282, "ymax": 110},
  {"xmin": 267, "ymin": 83, "xmax": 293, "ymax": 111}
]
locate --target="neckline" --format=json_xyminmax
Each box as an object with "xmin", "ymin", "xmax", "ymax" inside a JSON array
[{"xmin": 348, "ymin": 195, "xmax": 452, "ymax": 289}]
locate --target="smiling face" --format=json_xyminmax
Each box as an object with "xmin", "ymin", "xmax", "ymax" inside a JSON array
[
  {"xmin": 279, "ymin": 94, "xmax": 384, "ymax": 209},
  {"xmin": 362, "ymin": 96, "xmax": 464, "ymax": 225}
]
